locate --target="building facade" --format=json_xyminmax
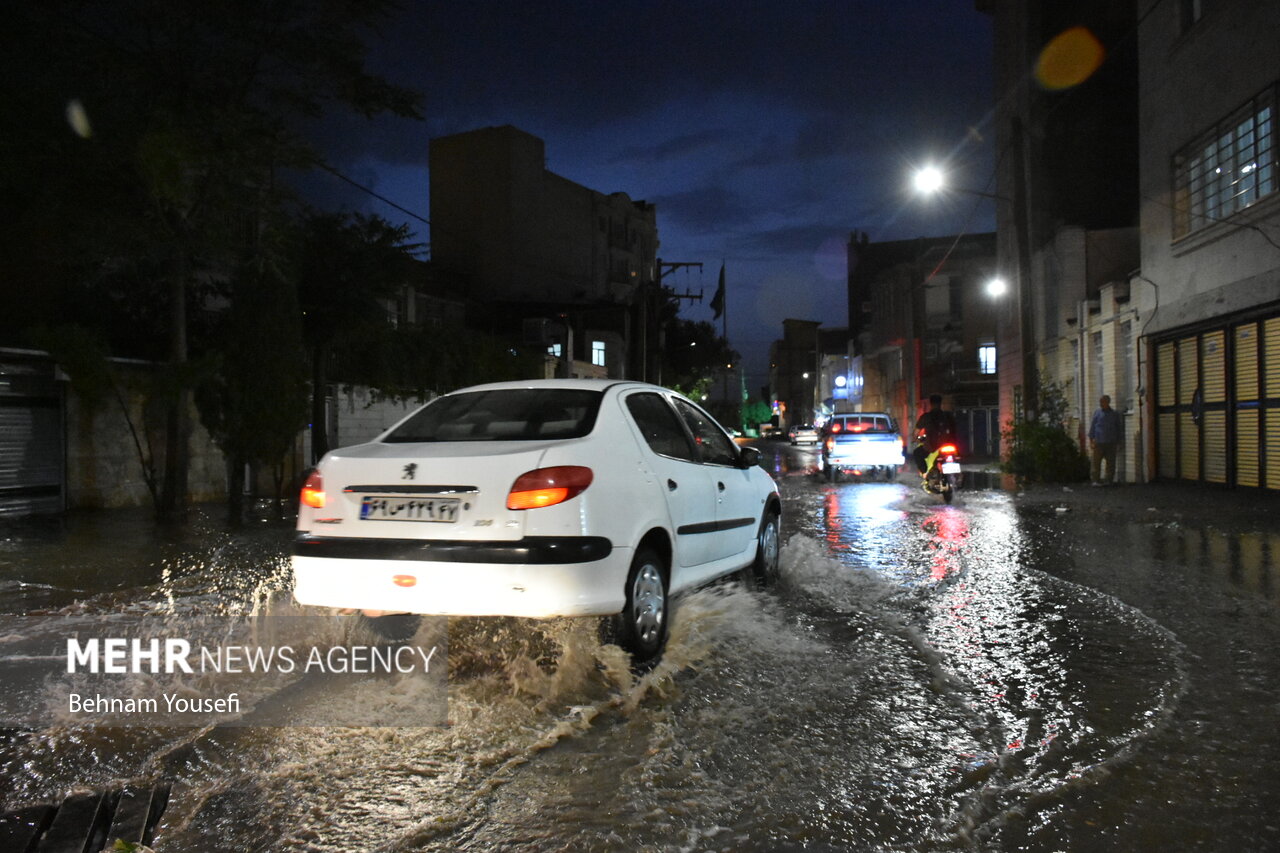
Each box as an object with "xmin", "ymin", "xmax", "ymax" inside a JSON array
[
  {"xmin": 982, "ymin": 0, "xmax": 1280, "ymax": 489},
  {"xmin": 1137, "ymin": 0, "xmax": 1280, "ymax": 489},
  {"xmin": 848, "ymin": 232, "xmax": 1001, "ymax": 458},
  {"xmin": 429, "ymin": 125, "xmax": 658, "ymax": 379}
]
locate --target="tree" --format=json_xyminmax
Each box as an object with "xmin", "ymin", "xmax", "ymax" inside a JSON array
[
  {"xmin": 196, "ymin": 260, "xmax": 310, "ymax": 522},
  {"xmin": 294, "ymin": 212, "xmax": 422, "ymax": 463},
  {"xmin": 2, "ymin": 2, "xmax": 422, "ymax": 521},
  {"xmin": 661, "ymin": 319, "xmax": 738, "ymax": 402}
]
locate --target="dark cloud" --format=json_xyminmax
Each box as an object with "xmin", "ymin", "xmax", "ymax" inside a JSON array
[
  {"xmin": 613, "ymin": 129, "xmax": 733, "ymax": 164},
  {"xmin": 302, "ymin": 1, "xmax": 994, "ymax": 387},
  {"xmin": 650, "ymin": 185, "xmax": 751, "ymax": 231}
]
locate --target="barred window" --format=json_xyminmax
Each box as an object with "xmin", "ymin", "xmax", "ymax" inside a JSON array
[{"xmin": 1172, "ymin": 85, "xmax": 1276, "ymax": 239}]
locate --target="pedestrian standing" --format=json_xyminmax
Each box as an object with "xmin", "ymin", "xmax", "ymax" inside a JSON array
[{"xmin": 1088, "ymin": 395, "xmax": 1123, "ymax": 485}]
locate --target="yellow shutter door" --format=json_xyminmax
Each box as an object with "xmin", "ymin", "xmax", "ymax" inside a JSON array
[
  {"xmin": 1178, "ymin": 336, "xmax": 1200, "ymax": 481},
  {"xmin": 1236, "ymin": 323, "xmax": 1260, "ymax": 488}
]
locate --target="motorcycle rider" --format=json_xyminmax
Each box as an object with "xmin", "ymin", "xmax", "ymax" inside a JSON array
[{"xmin": 913, "ymin": 394, "xmax": 958, "ymax": 478}]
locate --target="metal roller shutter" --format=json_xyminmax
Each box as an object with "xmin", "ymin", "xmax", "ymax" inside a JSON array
[
  {"xmin": 0, "ymin": 392, "xmax": 64, "ymax": 516},
  {"xmin": 1236, "ymin": 323, "xmax": 1261, "ymax": 487},
  {"xmin": 1266, "ymin": 318, "xmax": 1280, "ymax": 489},
  {"xmin": 1201, "ymin": 332, "xmax": 1227, "ymax": 483},
  {"xmin": 1178, "ymin": 336, "xmax": 1200, "ymax": 481}
]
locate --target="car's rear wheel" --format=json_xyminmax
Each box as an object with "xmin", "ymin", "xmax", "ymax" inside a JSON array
[
  {"xmin": 749, "ymin": 508, "xmax": 781, "ymax": 586},
  {"xmin": 604, "ymin": 547, "xmax": 669, "ymax": 666},
  {"xmin": 358, "ymin": 612, "xmax": 421, "ymax": 643}
]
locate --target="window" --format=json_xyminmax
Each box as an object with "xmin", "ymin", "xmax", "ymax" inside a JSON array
[
  {"xmin": 625, "ymin": 393, "xmax": 696, "ymax": 462},
  {"xmin": 384, "ymin": 389, "xmax": 601, "ymax": 443},
  {"xmin": 1119, "ymin": 321, "xmax": 1134, "ymax": 411},
  {"xmin": 548, "ymin": 343, "xmax": 562, "ymax": 358},
  {"xmin": 1173, "ymin": 85, "xmax": 1276, "ymax": 239},
  {"xmin": 978, "ymin": 343, "xmax": 997, "ymax": 375},
  {"xmin": 591, "ymin": 340, "xmax": 606, "ymax": 367},
  {"xmin": 1092, "ymin": 331, "xmax": 1104, "ymax": 401},
  {"xmin": 671, "ymin": 399, "xmax": 739, "ymax": 466}
]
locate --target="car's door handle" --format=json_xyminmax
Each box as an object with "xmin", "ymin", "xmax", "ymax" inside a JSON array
[
  {"xmin": 717, "ymin": 481, "xmax": 726, "ymax": 492},
  {"xmin": 667, "ymin": 479, "xmax": 678, "ymax": 491}
]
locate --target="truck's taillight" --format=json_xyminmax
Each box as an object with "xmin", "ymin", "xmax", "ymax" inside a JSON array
[
  {"xmin": 507, "ymin": 466, "xmax": 593, "ymax": 510},
  {"xmin": 301, "ymin": 470, "xmax": 325, "ymax": 508}
]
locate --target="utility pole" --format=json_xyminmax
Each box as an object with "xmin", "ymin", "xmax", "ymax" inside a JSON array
[{"xmin": 641, "ymin": 259, "xmax": 702, "ymax": 383}]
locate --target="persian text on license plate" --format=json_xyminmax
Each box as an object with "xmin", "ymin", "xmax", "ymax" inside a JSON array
[
  {"xmin": 360, "ymin": 496, "xmax": 460, "ymax": 523},
  {"xmin": 940, "ymin": 462, "xmax": 961, "ymax": 475}
]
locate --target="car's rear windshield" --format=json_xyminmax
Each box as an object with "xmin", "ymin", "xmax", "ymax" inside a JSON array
[
  {"xmin": 834, "ymin": 415, "xmax": 894, "ymax": 433},
  {"xmin": 383, "ymin": 389, "xmax": 603, "ymax": 443}
]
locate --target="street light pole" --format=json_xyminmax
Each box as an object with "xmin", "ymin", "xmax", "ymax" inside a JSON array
[{"xmin": 911, "ymin": 162, "xmax": 1036, "ymax": 423}]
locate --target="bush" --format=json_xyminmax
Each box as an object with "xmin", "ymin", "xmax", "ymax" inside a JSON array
[
  {"xmin": 1000, "ymin": 378, "xmax": 1090, "ymax": 483},
  {"xmin": 1002, "ymin": 421, "xmax": 1090, "ymax": 483}
]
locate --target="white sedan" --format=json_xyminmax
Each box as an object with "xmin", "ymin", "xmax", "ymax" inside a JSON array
[{"xmin": 292, "ymin": 379, "xmax": 781, "ymax": 663}]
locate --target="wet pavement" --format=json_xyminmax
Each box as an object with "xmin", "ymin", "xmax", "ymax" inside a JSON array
[{"xmin": 0, "ymin": 442, "xmax": 1278, "ymax": 851}]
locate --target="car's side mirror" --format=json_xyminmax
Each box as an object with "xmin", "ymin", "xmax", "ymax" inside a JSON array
[{"xmin": 738, "ymin": 446, "xmax": 761, "ymax": 468}]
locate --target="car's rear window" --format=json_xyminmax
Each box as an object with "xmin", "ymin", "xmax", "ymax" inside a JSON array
[
  {"xmin": 833, "ymin": 415, "xmax": 894, "ymax": 433},
  {"xmin": 382, "ymin": 389, "xmax": 602, "ymax": 442}
]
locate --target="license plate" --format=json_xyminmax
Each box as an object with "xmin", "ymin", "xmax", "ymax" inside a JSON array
[
  {"xmin": 940, "ymin": 462, "xmax": 961, "ymax": 475},
  {"xmin": 360, "ymin": 496, "xmax": 460, "ymax": 523}
]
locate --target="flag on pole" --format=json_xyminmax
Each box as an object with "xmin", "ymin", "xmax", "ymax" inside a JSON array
[{"xmin": 710, "ymin": 263, "xmax": 726, "ymax": 319}]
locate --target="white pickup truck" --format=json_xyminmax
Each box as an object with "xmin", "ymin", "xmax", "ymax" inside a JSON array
[{"xmin": 818, "ymin": 412, "xmax": 905, "ymax": 482}]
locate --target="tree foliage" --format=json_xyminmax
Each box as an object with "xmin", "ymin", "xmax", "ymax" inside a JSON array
[
  {"xmin": 2, "ymin": 1, "xmax": 422, "ymax": 518},
  {"xmin": 1001, "ymin": 379, "xmax": 1090, "ymax": 483},
  {"xmin": 195, "ymin": 261, "xmax": 310, "ymax": 517},
  {"xmin": 661, "ymin": 318, "xmax": 739, "ymax": 402}
]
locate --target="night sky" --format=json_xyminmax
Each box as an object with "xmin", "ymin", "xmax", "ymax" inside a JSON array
[{"xmin": 303, "ymin": 1, "xmax": 996, "ymax": 390}]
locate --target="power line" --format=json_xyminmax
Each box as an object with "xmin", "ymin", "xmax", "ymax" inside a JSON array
[{"xmin": 313, "ymin": 160, "xmax": 433, "ymax": 228}]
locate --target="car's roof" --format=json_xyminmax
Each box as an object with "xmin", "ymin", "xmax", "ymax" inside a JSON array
[{"xmin": 440, "ymin": 378, "xmax": 662, "ymax": 395}]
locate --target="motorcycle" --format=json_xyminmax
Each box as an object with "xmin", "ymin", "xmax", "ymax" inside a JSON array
[{"xmin": 919, "ymin": 442, "xmax": 963, "ymax": 503}]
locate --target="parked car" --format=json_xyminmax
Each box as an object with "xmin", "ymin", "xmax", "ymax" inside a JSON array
[
  {"xmin": 788, "ymin": 423, "xmax": 820, "ymax": 445},
  {"xmin": 819, "ymin": 412, "xmax": 905, "ymax": 481},
  {"xmin": 292, "ymin": 379, "xmax": 781, "ymax": 664}
]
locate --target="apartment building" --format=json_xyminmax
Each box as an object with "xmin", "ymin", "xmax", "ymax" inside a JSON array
[
  {"xmin": 429, "ymin": 125, "xmax": 658, "ymax": 379},
  {"xmin": 1137, "ymin": 1, "xmax": 1280, "ymax": 488}
]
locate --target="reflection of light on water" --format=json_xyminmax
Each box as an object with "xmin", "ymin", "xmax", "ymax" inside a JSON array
[
  {"xmin": 821, "ymin": 484, "xmax": 906, "ymax": 553},
  {"xmin": 921, "ymin": 507, "xmax": 970, "ymax": 581}
]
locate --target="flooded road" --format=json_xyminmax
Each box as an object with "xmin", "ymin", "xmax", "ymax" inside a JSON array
[{"xmin": 2, "ymin": 442, "xmax": 1278, "ymax": 851}]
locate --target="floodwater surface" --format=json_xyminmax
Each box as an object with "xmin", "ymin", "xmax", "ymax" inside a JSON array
[{"xmin": 1, "ymin": 444, "xmax": 1277, "ymax": 851}]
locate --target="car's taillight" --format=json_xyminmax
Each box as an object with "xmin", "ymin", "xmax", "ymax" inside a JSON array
[
  {"xmin": 825, "ymin": 437, "xmax": 835, "ymax": 452},
  {"xmin": 938, "ymin": 444, "xmax": 958, "ymax": 455},
  {"xmin": 507, "ymin": 466, "xmax": 593, "ymax": 510},
  {"xmin": 301, "ymin": 470, "xmax": 325, "ymax": 508},
  {"xmin": 830, "ymin": 422, "xmax": 842, "ymax": 433}
]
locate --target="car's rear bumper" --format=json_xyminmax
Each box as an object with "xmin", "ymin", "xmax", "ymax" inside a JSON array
[
  {"xmin": 826, "ymin": 445, "xmax": 905, "ymax": 468},
  {"xmin": 291, "ymin": 534, "xmax": 628, "ymax": 618}
]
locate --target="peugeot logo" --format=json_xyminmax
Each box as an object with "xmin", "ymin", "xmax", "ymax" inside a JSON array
[{"xmin": 402, "ymin": 463, "xmax": 417, "ymax": 480}]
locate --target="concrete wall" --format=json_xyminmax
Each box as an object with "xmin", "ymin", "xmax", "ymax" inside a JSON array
[
  {"xmin": 327, "ymin": 386, "xmax": 431, "ymax": 451},
  {"xmin": 65, "ymin": 372, "xmax": 225, "ymax": 509}
]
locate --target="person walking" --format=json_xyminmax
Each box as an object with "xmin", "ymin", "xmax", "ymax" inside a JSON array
[{"xmin": 1088, "ymin": 394, "xmax": 1123, "ymax": 485}]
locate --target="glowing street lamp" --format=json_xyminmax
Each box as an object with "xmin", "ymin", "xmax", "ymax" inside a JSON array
[
  {"xmin": 912, "ymin": 165, "xmax": 1006, "ymax": 201},
  {"xmin": 986, "ymin": 277, "xmax": 1008, "ymax": 298},
  {"xmin": 913, "ymin": 165, "xmax": 946, "ymax": 195}
]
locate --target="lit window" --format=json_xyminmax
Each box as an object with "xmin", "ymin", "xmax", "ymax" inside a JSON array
[
  {"xmin": 548, "ymin": 344, "xmax": 562, "ymax": 358},
  {"xmin": 979, "ymin": 344, "xmax": 997, "ymax": 375},
  {"xmin": 1173, "ymin": 85, "xmax": 1276, "ymax": 239},
  {"xmin": 591, "ymin": 340, "xmax": 606, "ymax": 367}
]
